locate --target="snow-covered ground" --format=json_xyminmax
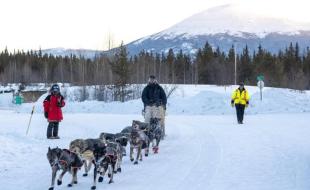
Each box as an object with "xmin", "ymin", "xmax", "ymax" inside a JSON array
[{"xmin": 1, "ymin": 85, "xmax": 310, "ymax": 190}]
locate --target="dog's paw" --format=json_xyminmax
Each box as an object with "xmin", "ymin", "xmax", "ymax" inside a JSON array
[
  {"xmin": 117, "ymin": 168, "xmax": 121, "ymax": 173},
  {"xmin": 74, "ymin": 181, "xmax": 78, "ymax": 184},
  {"xmin": 83, "ymin": 173, "xmax": 88, "ymax": 177},
  {"xmin": 130, "ymin": 158, "xmax": 134, "ymax": 162},
  {"xmin": 57, "ymin": 180, "xmax": 62, "ymax": 186},
  {"xmin": 91, "ymin": 186, "xmax": 96, "ymax": 190},
  {"xmin": 108, "ymin": 180, "xmax": 113, "ymax": 184},
  {"xmin": 145, "ymin": 153, "xmax": 148, "ymax": 157},
  {"xmin": 48, "ymin": 187, "xmax": 54, "ymax": 190},
  {"xmin": 108, "ymin": 173, "xmax": 112, "ymax": 178},
  {"xmin": 67, "ymin": 184, "xmax": 73, "ymax": 187},
  {"xmin": 98, "ymin": 176, "xmax": 104, "ymax": 183},
  {"xmin": 134, "ymin": 161, "xmax": 138, "ymax": 165},
  {"xmin": 154, "ymin": 148, "xmax": 159, "ymax": 154}
]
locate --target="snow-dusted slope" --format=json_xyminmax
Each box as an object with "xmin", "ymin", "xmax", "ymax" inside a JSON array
[
  {"xmin": 152, "ymin": 4, "xmax": 310, "ymax": 39},
  {"xmin": 40, "ymin": 48, "xmax": 103, "ymax": 59},
  {"xmin": 127, "ymin": 4, "xmax": 310, "ymax": 55},
  {"xmin": 34, "ymin": 4, "xmax": 310, "ymax": 58},
  {"xmin": 36, "ymin": 4, "xmax": 310, "ymax": 57}
]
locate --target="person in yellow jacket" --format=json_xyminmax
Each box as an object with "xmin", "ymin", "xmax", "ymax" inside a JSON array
[{"xmin": 231, "ymin": 82, "xmax": 250, "ymax": 124}]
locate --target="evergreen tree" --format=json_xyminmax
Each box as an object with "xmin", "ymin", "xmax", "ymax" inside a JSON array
[
  {"xmin": 167, "ymin": 49, "xmax": 175, "ymax": 84},
  {"xmin": 239, "ymin": 45, "xmax": 252, "ymax": 84},
  {"xmin": 109, "ymin": 43, "xmax": 130, "ymax": 102}
]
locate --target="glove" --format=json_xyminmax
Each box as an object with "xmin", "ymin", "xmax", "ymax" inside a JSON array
[
  {"xmin": 149, "ymin": 100, "xmax": 154, "ymax": 105},
  {"xmin": 231, "ymin": 100, "xmax": 234, "ymax": 107},
  {"xmin": 245, "ymin": 101, "xmax": 249, "ymax": 108},
  {"xmin": 44, "ymin": 112, "xmax": 48, "ymax": 119},
  {"xmin": 57, "ymin": 98, "xmax": 62, "ymax": 107}
]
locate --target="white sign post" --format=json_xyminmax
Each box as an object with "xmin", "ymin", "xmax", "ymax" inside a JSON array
[{"xmin": 257, "ymin": 80, "xmax": 264, "ymax": 101}]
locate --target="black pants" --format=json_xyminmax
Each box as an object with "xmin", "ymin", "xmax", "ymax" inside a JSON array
[
  {"xmin": 47, "ymin": 122, "xmax": 59, "ymax": 138},
  {"xmin": 235, "ymin": 104, "xmax": 245, "ymax": 123}
]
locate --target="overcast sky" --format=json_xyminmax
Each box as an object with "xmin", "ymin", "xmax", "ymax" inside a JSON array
[{"xmin": 0, "ymin": 0, "xmax": 309, "ymax": 51}]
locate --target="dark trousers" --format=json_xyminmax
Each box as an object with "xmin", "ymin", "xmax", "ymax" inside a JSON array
[
  {"xmin": 235, "ymin": 104, "xmax": 245, "ymax": 123},
  {"xmin": 47, "ymin": 122, "xmax": 59, "ymax": 138}
]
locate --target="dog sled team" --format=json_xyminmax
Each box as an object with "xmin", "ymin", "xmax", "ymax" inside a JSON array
[
  {"xmin": 47, "ymin": 121, "xmax": 162, "ymax": 190},
  {"xmin": 46, "ymin": 75, "xmax": 167, "ymax": 190},
  {"xmin": 45, "ymin": 76, "xmax": 250, "ymax": 190}
]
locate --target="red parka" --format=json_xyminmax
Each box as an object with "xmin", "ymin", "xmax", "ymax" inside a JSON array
[{"xmin": 43, "ymin": 94, "xmax": 65, "ymax": 122}]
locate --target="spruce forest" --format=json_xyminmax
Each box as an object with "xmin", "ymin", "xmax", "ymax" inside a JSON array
[{"xmin": 0, "ymin": 42, "xmax": 310, "ymax": 90}]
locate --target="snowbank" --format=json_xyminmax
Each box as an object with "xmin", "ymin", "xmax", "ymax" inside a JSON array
[{"xmin": 1, "ymin": 84, "xmax": 310, "ymax": 115}]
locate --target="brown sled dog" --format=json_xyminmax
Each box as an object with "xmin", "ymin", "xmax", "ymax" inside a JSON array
[{"xmin": 69, "ymin": 138, "xmax": 105, "ymax": 177}]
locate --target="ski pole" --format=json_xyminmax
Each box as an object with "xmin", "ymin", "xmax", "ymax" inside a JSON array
[{"xmin": 26, "ymin": 105, "xmax": 35, "ymax": 135}]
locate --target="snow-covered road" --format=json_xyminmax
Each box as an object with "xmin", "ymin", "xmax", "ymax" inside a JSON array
[{"xmin": 1, "ymin": 112, "xmax": 310, "ymax": 190}]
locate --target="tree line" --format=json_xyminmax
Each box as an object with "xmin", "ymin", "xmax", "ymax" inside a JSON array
[{"xmin": 1, "ymin": 42, "xmax": 310, "ymax": 90}]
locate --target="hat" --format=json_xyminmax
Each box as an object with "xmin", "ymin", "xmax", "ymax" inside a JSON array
[
  {"xmin": 148, "ymin": 75, "xmax": 157, "ymax": 84},
  {"xmin": 149, "ymin": 75, "xmax": 156, "ymax": 79},
  {"xmin": 51, "ymin": 84, "xmax": 60, "ymax": 93},
  {"xmin": 239, "ymin": 82, "xmax": 244, "ymax": 86}
]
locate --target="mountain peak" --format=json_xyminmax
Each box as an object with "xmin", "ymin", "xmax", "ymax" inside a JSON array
[
  {"xmin": 125, "ymin": 4, "xmax": 310, "ymax": 56},
  {"xmin": 154, "ymin": 4, "xmax": 310, "ymax": 39}
]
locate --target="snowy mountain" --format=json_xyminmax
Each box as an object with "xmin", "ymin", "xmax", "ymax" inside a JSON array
[
  {"xmin": 40, "ymin": 48, "xmax": 104, "ymax": 59},
  {"xmin": 152, "ymin": 4, "xmax": 310, "ymax": 38},
  {"xmin": 39, "ymin": 4, "xmax": 310, "ymax": 57},
  {"xmin": 126, "ymin": 4, "xmax": 310, "ymax": 55}
]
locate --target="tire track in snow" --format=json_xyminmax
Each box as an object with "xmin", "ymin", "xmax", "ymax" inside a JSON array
[{"xmin": 174, "ymin": 119, "xmax": 222, "ymax": 189}]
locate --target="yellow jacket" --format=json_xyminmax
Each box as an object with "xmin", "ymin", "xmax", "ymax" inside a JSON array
[{"xmin": 231, "ymin": 88, "xmax": 250, "ymax": 105}]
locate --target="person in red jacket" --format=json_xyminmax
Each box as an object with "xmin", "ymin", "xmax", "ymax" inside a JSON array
[{"xmin": 43, "ymin": 84, "xmax": 65, "ymax": 139}]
